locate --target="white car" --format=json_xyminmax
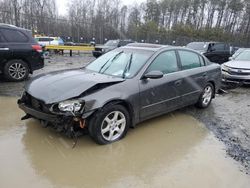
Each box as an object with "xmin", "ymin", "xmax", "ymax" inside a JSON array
[
  {"xmin": 222, "ymin": 49, "xmax": 250, "ymax": 85},
  {"xmin": 35, "ymin": 37, "xmax": 64, "ymax": 46}
]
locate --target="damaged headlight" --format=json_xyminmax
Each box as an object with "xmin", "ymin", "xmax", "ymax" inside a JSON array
[{"xmin": 58, "ymin": 100, "xmax": 84, "ymax": 112}]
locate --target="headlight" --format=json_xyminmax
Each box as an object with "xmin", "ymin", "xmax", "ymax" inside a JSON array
[
  {"xmin": 221, "ymin": 64, "xmax": 229, "ymax": 71},
  {"xmin": 58, "ymin": 100, "xmax": 84, "ymax": 112}
]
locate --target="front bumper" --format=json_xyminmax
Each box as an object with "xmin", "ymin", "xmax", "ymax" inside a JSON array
[
  {"xmin": 222, "ymin": 71, "xmax": 250, "ymax": 84},
  {"xmin": 18, "ymin": 102, "xmax": 61, "ymax": 123}
]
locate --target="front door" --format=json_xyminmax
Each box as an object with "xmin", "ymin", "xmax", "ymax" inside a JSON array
[{"xmin": 139, "ymin": 50, "xmax": 183, "ymax": 121}]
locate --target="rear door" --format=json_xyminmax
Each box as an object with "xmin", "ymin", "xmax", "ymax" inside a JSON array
[
  {"xmin": 0, "ymin": 28, "xmax": 32, "ymax": 60},
  {"xmin": 177, "ymin": 49, "xmax": 208, "ymax": 106},
  {"xmin": 139, "ymin": 50, "xmax": 183, "ymax": 120},
  {"xmin": 0, "ymin": 30, "xmax": 10, "ymax": 66}
]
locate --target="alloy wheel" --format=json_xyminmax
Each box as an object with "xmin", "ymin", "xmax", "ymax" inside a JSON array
[
  {"xmin": 202, "ymin": 85, "xmax": 213, "ymax": 106},
  {"xmin": 101, "ymin": 111, "xmax": 126, "ymax": 141},
  {"xmin": 8, "ymin": 63, "xmax": 27, "ymax": 80}
]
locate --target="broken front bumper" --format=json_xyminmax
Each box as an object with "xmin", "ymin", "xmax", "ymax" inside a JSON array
[{"xmin": 18, "ymin": 102, "xmax": 61, "ymax": 123}]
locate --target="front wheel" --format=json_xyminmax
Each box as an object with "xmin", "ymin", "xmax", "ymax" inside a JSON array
[
  {"xmin": 196, "ymin": 83, "xmax": 214, "ymax": 108},
  {"xmin": 88, "ymin": 104, "xmax": 130, "ymax": 145}
]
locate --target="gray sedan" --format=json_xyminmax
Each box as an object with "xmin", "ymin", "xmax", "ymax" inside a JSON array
[
  {"xmin": 222, "ymin": 49, "xmax": 250, "ymax": 84},
  {"xmin": 18, "ymin": 43, "xmax": 221, "ymax": 145}
]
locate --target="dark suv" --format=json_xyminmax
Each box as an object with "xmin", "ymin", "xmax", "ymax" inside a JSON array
[
  {"xmin": 0, "ymin": 24, "xmax": 44, "ymax": 81},
  {"xmin": 92, "ymin": 39, "xmax": 134, "ymax": 58},
  {"xmin": 187, "ymin": 42, "xmax": 232, "ymax": 64}
]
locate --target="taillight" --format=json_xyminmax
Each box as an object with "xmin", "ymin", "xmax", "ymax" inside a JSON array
[{"xmin": 32, "ymin": 45, "xmax": 43, "ymax": 53}]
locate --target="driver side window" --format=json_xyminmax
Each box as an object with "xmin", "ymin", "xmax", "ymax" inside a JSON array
[{"xmin": 147, "ymin": 50, "xmax": 178, "ymax": 74}]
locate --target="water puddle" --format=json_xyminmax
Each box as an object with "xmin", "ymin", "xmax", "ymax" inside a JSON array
[{"xmin": 0, "ymin": 96, "xmax": 249, "ymax": 188}]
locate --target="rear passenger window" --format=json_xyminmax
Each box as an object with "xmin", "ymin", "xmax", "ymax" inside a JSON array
[
  {"xmin": 1, "ymin": 28, "xmax": 28, "ymax": 42},
  {"xmin": 147, "ymin": 51, "xmax": 178, "ymax": 74},
  {"xmin": 178, "ymin": 50, "xmax": 201, "ymax": 70}
]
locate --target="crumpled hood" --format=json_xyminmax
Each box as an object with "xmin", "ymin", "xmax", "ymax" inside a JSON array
[
  {"xmin": 25, "ymin": 69, "xmax": 124, "ymax": 104},
  {"xmin": 224, "ymin": 60, "xmax": 250, "ymax": 69}
]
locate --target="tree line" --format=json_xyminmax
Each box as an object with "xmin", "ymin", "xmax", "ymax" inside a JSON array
[{"xmin": 0, "ymin": 0, "xmax": 250, "ymax": 46}]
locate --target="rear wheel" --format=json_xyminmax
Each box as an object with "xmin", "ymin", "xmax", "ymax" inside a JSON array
[
  {"xmin": 4, "ymin": 59, "xmax": 29, "ymax": 81},
  {"xmin": 196, "ymin": 83, "xmax": 214, "ymax": 108},
  {"xmin": 88, "ymin": 104, "xmax": 130, "ymax": 145}
]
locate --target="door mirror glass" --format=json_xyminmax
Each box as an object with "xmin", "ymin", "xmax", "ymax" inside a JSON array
[{"xmin": 143, "ymin": 71, "xmax": 164, "ymax": 79}]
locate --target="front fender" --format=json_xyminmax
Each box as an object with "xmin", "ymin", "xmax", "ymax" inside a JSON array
[{"xmin": 83, "ymin": 90, "xmax": 123, "ymax": 112}]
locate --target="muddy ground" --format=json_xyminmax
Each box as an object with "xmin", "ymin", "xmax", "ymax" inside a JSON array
[
  {"xmin": 1, "ymin": 97, "xmax": 250, "ymax": 188},
  {"xmin": 0, "ymin": 54, "xmax": 250, "ymax": 187}
]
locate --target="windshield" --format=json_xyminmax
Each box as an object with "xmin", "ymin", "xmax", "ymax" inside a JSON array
[
  {"xmin": 235, "ymin": 50, "xmax": 250, "ymax": 61},
  {"xmin": 105, "ymin": 40, "xmax": 119, "ymax": 46},
  {"xmin": 86, "ymin": 50, "xmax": 152, "ymax": 78},
  {"xmin": 232, "ymin": 48, "xmax": 245, "ymax": 58},
  {"xmin": 187, "ymin": 42, "xmax": 208, "ymax": 51}
]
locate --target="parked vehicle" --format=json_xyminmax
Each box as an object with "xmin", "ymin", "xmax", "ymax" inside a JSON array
[
  {"xmin": 92, "ymin": 39, "xmax": 134, "ymax": 58},
  {"xmin": 18, "ymin": 43, "xmax": 221, "ymax": 145},
  {"xmin": 187, "ymin": 42, "xmax": 232, "ymax": 64},
  {"xmin": 35, "ymin": 36, "xmax": 64, "ymax": 47},
  {"xmin": 0, "ymin": 24, "xmax": 44, "ymax": 81},
  {"xmin": 231, "ymin": 48, "xmax": 245, "ymax": 59},
  {"xmin": 221, "ymin": 49, "xmax": 250, "ymax": 84}
]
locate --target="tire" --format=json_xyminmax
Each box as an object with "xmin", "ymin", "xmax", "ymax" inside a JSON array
[
  {"xmin": 196, "ymin": 83, "xmax": 214, "ymax": 108},
  {"xmin": 88, "ymin": 104, "xmax": 130, "ymax": 145},
  {"xmin": 4, "ymin": 59, "xmax": 29, "ymax": 81}
]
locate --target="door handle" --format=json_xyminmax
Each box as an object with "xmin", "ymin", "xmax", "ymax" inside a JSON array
[
  {"xmin": 175, "ymin": 80, "xmax": 182, "ymax": 86},
  {"xmin": 0, "ymin": 48, "xmax": 9, "ymax": 51},
  {"xmin": 203, "ymin": 72, "xmax": 207, "ymax": 77}
]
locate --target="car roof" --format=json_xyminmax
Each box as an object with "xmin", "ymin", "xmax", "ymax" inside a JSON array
[
  {"xmin": 124, "ymin": 43, "xmax": 169, "ymax": 51},
  {"xmin": 188, "ymin": 41, "xmax": 221, "ymax": 44},
  {"xmin": 36, "ymin": 36, "xmax": 61, "ymax": 39},
  {"xmin": 0, "ymin": 23, "xmax": 30, "ymax": 32}
]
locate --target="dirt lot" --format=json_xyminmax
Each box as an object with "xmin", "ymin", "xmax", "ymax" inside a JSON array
[{"xmin": 0, "ymin": 54, "xmax": 250, "ymax": 187}]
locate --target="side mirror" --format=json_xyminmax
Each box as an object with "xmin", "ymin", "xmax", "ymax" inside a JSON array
[{"xmin": 143, "ymin": 71, "xmax": 164, "ymax": 79}]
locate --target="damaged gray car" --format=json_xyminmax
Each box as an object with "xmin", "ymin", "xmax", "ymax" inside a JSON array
[{"xmin": 18, "ymin": 43, "xmax": 221, "ymax": 145}]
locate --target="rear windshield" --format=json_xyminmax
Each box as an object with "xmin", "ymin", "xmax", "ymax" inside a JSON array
[
  {"xmin": 187, "ymin": 42, "xmax": 208, "ymax": 51},
  {"xmin": 105, "ymin": 40, "xmax": 119, "ymax": 46}
]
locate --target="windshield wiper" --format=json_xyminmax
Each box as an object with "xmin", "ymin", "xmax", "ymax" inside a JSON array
[
  {"xmin": 122, "ymin": 53, "xmax": 133, "ymax": 79},
  {"xmin": 99, "ymin": 51, "xmax": 123, "ymax": 74}
]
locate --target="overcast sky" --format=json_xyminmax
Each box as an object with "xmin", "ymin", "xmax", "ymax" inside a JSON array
[{"xmin": 56, "ymin": 0, "xmax": 146, "ymax": 15}]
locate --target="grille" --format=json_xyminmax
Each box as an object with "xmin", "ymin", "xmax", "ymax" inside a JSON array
[
  {"xmin": 227, "ymin": 69, "xmax": 250, "ymax": 76},
  {"xmin": 31, "ymin": 97, "xmax": 41, "ymax": 110},
  {"xmin": 25, "ymin": 94, "xmax": 50, "ymax": 113}
]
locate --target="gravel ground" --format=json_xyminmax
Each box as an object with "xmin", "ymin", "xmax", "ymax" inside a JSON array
[
  {"xmin": 184, "ymin": 87, "xmax": 250, "ymax": 173},
  {"xmin": 0, "ymin": 54, "xmax": 249, "ymax": 173}
]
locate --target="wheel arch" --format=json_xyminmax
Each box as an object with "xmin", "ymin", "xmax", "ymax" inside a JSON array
[
  {"xmin": 2, "ymin": 58, "xmax": 30, "ymax": 72},
  {"xmin": 207, "ymin": 80, "xmax": 216, "ymax": 98},
  {"xmin": 101, "ymin": 99, "xmax": 135, "ymax": 127}
]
